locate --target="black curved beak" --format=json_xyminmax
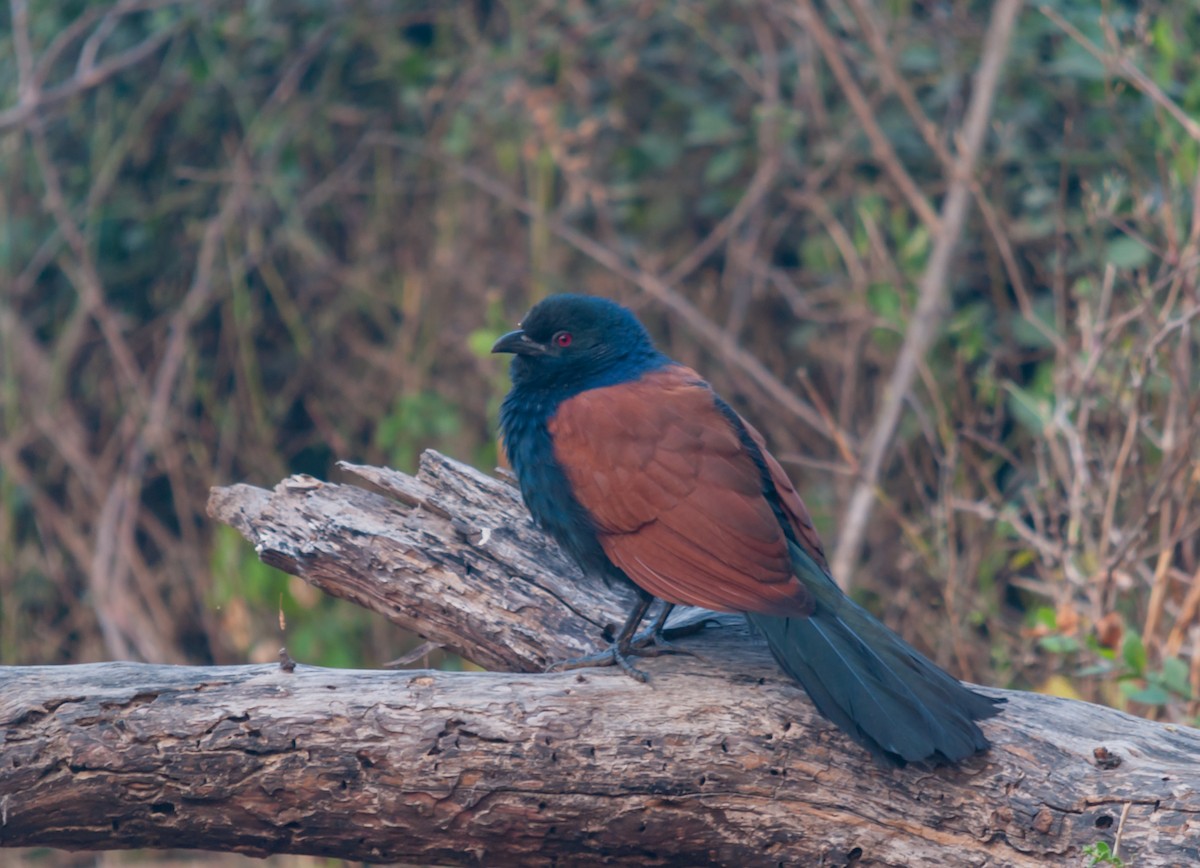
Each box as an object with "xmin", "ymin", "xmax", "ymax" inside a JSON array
[{"xmin": 491, "ymin": 329, "xmax": 546, "ymax": 356}]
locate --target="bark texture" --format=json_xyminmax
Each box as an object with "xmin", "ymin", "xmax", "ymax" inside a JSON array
[{"xmin": 1, "ymin": 451, "xmax": 1198, "ymax": 867}]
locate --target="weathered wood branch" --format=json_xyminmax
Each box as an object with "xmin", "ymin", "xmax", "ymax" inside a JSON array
[{"xmin": 2, "ymin": 452, "xmax": 1198, "ymax": 866}]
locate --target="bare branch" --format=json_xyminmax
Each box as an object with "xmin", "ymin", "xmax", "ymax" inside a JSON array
[
  {"xmin": 0, "ymin": 10, "xmax": 183, "ymax": 135},
  {"xmin": 830, "ymin": 0, "xmax": 1024, "ymax": 585},
  {"xmin": 1040, "ymin": 5, "xmax": 1200, "ymax": 145},
  {"xmin": 791, "ymin": 0, "xmax": 941, "ymax": 233}
]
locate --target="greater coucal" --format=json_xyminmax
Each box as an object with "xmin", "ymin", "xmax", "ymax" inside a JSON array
[{"xmin": 493, "ymin": 293, "xmax": 1001, "ymax": 764}]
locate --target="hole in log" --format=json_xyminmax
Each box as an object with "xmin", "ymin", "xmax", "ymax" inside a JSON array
[
  {"xmin": 1095, "ymin": 814, "xmax": 1114, "ymax": 829},
  {"xmin": 150, "ymin": 802, "xmax": 175, "ymax": 815},
  {"xmin": 847, "ymin": 846, "xmax": 863, "ymax": 863}
]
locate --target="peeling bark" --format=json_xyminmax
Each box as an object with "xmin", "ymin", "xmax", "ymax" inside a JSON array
[{"xmin": 2, "ymin": 452, "xmax": 1198, "ymax": 867}]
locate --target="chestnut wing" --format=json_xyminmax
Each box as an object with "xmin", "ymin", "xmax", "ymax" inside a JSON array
[{"xmin": 548, "ymin": 366, "xmax": 815, "ymax": 617}]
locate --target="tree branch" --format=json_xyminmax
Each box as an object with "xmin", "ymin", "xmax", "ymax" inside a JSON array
[
  {"xmin": 791, "ymin": 0, "xmax": 941, "ymax": 233},
  {"xmin": 830, "ymin": 0, "xmax": 1024, "ymax": 584}
]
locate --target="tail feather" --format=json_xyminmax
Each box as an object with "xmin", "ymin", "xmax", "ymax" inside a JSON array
[{"xmin": 748, "ymin": 543, "xmax": 1003, "ymax": 765}]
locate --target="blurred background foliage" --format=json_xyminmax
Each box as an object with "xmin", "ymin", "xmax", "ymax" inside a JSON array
[{"xmin": 1, "ymin": 0, "xmax": 1198, "ymax": 739}]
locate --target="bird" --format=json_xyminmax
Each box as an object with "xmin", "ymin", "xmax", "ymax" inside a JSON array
[{"xmin": 492, "ymin": 293, "xmax": 1002, "ymax": 764}]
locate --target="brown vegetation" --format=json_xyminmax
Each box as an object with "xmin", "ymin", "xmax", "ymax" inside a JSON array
[{"xmin": 1, "ymin": 2, "xmax": 1199, "ymax": 859}]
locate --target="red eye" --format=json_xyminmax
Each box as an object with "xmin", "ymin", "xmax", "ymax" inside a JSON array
[{"xmin": 553, "ymin": 331, "xmax": 573, "ymax": 348}]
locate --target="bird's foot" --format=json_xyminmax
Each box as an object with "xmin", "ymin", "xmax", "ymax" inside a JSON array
[
  {"xmin": 628, "ymin": 622, "xmax": 701, "ymax": 660},
  {"xmin": 546, "ymin": 628, "xmax": 697, "ymax": 683},
  {"xmin": 546, "ymin": 643, "xmax": 654, "ymax": 682}
]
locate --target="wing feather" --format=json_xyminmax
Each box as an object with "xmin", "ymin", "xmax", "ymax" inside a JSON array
[{"xmin": 548, "ymin": 366, "xmax": 814, "ymax": 617}]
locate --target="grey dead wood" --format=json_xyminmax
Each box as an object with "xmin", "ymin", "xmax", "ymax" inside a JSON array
[{"xmin": 1, "ymin": 452, "xmax": 1198, "ymax": 866}]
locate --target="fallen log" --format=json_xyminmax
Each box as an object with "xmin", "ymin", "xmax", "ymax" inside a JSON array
[{"xmin": 1, "ymin": 452, "xmax": 1197, "ymax": 866}]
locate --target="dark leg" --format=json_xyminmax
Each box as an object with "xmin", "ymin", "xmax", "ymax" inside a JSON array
[
  {"xmin": 626, "ymin": 602, "xmax": 701, "ymax": 658},
  {"xmin": 547, "ymin": 594, "xmax": 685, "ymax": 682},
  {"xmin": 642, "ymin": 602, "xmax": 674, "ymax": 642}
]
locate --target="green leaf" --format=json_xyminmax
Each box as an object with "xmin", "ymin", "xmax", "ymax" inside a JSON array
[
  {"xmin": 898, "ymin": 44, "xmax": 939, "ymax": 72},
  {"xmin": 1105, "ymin": 236, "xmax": 1152, "ymax": 270},
  {"xmin": 1152, "ymin": 16, "xmax": 1178, "ymax": 62},
  {"xmin": 898, "ymin": 225, "xmax": 930, "ymax": 266},
  {"xmin": 1040, "ymin": 634, "xmax": 1081, "ymax": 654},
  {"xmin": 1047, "ymin": 43, "xmax": 1109, "ymax": 81},
  {"xmin": 637, "ymin": 133, "xmax": 683, "ymax": 170},
  {"xmin": 1010, "ymin": 297, "xmax": 1059, "ymax": 350},
  {"xmin": 866, "ymin": 284, "xmax": 904, "ymax": 326},
  {"xmin": 1083, "ymin": 840, "xmax": 1125, "ymax": 867},
  {"xmin": 1010, "ymin": 549, "xmax": 1036, "ymax": 570},
  {"xmin": 444, "ymin": 112, "xmax": 474, "ymax": 157},
  {"xmin": 1084, "ymin": 841, "xmax": 1111, "ymax": 858},
  {"xmin": 1031, "ymin": 606, "xmax": 1057, "ymax": 630},
  {"xmin": 1162, "ymin": 656, "xmax": 1192, "ymax": 698},
  {"xmin": 1120, "ymin": 681, "xmax": 1170, "ymax": 706},
  {"xmin": 1088, "ymin": 640, "xmax": 1117, "ymax": 662},
  {"xmin": 468, "ymin": 327, "xmax": 502, "ymax": 359},
  {"xmin": 704, "ymin": 149, "xmax": 743, "ymax": 184},
  {"xmin": 686, "ymin": 107, "xmax": 738, "ymax": 146},
  {"xmin": 1004, "ymin": 382, "xmax": 1051, "ymax": 434},
  {"xmin": 1122, "ymin": 632, "xmax": 1147, "ymax": 676}
]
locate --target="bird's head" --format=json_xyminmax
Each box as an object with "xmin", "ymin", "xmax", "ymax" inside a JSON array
[{"xmin": 491, "ymin": 294, "xmax": 666, "ymax": 392}]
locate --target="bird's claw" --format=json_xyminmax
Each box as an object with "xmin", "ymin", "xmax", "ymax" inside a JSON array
[
  {"xmin": 545, "ymin": 645, "xmax": 651, "ymax": 682},
  {"xmin": 628, "ymin": 624, "xmax": 700, "ymax": 660},
  {"xmin": 545, "ymin": 628, "xmax": 697, "ymax": 683}
]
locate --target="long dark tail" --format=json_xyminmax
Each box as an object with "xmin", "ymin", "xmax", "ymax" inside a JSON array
[{"xmin": 747, "ymin": 544, "xmax": 1002, "ymax": 765}]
